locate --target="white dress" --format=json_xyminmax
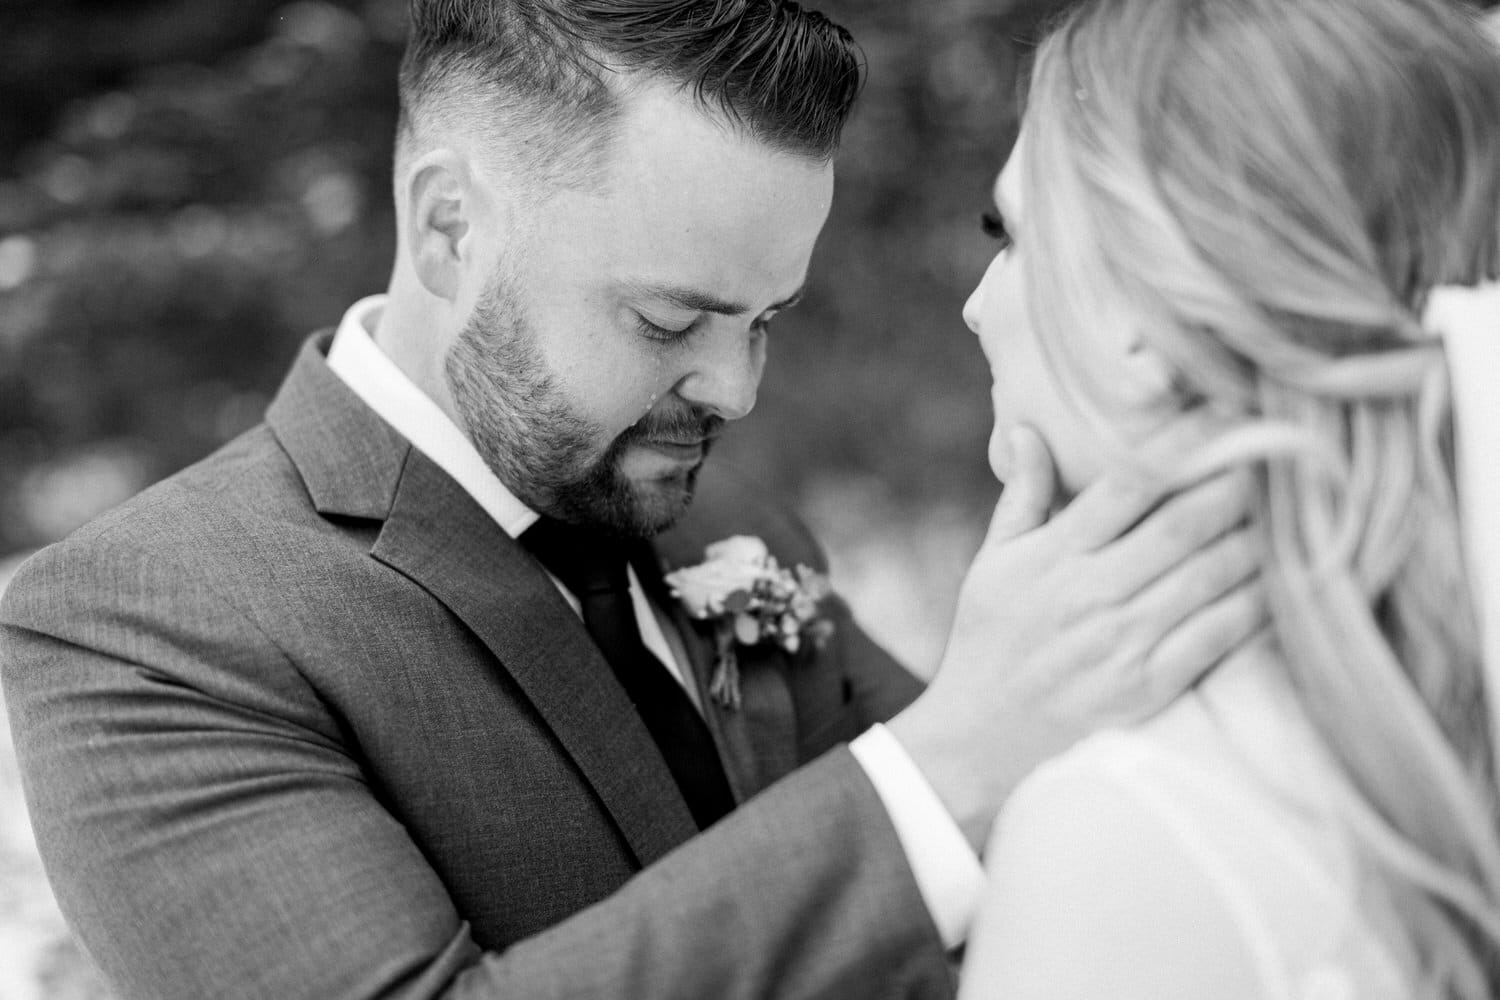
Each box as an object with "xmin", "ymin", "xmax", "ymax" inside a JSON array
[{"xmin": 958, "ymin": 651, "xmax": 1409, "ymax": 1000}]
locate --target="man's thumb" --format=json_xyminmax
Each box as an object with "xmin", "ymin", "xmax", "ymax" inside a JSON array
[{"xmin": 985, "ymin": 426, "xmax": 1056, "ymax": 544}]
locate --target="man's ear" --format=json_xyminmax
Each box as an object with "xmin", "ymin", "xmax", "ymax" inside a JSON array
[{"xmin": 403, "ymin": 149, "xmax": 479, "ymax": 302}]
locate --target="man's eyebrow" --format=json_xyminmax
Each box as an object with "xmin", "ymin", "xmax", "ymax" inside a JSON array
[{"xmin": 630, "ymin": 282, "xmax": 807, "ymax": 316}]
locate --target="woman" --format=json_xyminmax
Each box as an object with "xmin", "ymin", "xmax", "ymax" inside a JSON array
[{"xmin": 957, "ymin": 0, "xmax": 1500, "ymax": 996}]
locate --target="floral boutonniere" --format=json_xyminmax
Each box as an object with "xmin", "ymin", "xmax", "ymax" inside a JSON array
[{"xmin": 664, "ymin": 535, "xmax": 835, "ymax": 710}]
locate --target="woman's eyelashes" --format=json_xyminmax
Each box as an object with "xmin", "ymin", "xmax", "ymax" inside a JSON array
[{"xmin": 980, "ymin": 209, "xmax": 1013, "ymax": 251}]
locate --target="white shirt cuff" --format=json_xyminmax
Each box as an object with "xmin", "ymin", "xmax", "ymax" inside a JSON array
[{"xmin": 849, "ymin": 723, "xmax": 985, "ymax": 949}]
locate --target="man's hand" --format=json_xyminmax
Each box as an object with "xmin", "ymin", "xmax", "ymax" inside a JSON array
[{"xmin": 888, "ymin": 425, "xmax": 1265, "ymax": 851}]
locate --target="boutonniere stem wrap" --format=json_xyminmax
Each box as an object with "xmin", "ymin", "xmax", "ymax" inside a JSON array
[{"xmin": 664, "ymin": 536, "xmax": 835, "ymax": 710}]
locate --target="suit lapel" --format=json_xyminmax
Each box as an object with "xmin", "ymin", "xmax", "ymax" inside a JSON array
[
  {"xmin": 267, "ymin": 336, "xmax": 699, "ymax": 867},
  {"xmin": 266, "ymin": 334, "xmax": 408, "ymax": 521}
]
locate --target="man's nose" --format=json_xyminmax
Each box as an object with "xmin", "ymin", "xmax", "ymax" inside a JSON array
[{"xmin": 674, "ymin": 327, "xmax": 766, "ymax": 421}]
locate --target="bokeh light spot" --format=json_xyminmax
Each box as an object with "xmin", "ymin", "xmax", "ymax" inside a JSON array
[
  {"xmin": 42, "ymin": 156, "xmax": 92, "ymax": 206},
  {"xmin": 17, "ymin": 445, "xmax": 151, "ymax": 543},
  {"xmin": 170, "ymin": 205, "xmax": 229, "ymax": 259},
  {"xmin": 303, "ymin": 172, "xmax": 362, "ymax": 235},
  {"xmin": 277, "ymin": 1, "xmax": 368, "ymax": 55},
  {"xmin": 0, "ymin": 237, "xmax": 38, "ymax": 291},
  {"xmin": 87, "ymin": 92, "xmax": 138, "ymax": 141}
]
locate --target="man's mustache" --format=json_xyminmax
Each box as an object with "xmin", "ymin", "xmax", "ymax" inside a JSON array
[{"xmin": 621, "ymin": 407, "xmax": 725, "ymax": 446}]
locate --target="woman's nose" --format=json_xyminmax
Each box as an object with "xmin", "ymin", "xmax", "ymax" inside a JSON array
[{"xmin": 963, "ymin": 282, "xmax": 985, "ymax": 334}]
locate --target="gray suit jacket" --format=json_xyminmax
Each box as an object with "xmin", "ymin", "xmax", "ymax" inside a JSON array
[{"xmin": 1, "ymin": 336, "xmax": 951, "ymax": 999}]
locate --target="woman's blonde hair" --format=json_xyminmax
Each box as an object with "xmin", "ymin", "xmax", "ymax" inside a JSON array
[{"xmin": 1022, "ymin": 0, "xmax": 1500, "ymax": 993}]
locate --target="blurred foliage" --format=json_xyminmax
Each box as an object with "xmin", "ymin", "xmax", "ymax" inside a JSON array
[{"xmin": 0, "ymin": 0, "xmax": 1068, "ymax": 554}]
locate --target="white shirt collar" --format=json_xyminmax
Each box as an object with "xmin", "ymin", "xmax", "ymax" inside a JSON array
[{"xmin": 325, "ymin": 295, "xmax": 540, "ymax": 538}]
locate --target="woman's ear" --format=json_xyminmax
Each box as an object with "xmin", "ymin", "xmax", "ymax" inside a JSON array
[
  {"xmin": 1118, "ymin": 330, "xmax": 1186, "ymax": 410},
  {"xmin": 402, "ymin": 149, "xmax": 477, "ymax": 303}
]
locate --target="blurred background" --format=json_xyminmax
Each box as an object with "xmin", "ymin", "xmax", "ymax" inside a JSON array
[
  {"xmin": 0, "ymin": 0, "xmax": 1069, "ymax": 994},
  {"xmin": 12, "ymin": 1, "xmax": 1496, "ymax": 996}
]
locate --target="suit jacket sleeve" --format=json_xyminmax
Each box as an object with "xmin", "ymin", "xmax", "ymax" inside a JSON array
[{"xmin": 1, "ymin": 523, "xmax": 951, "ymax": 1000}]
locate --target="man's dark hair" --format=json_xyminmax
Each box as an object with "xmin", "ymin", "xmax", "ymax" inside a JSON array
[{"xmin": 398, "ymin": 0, "xmax": 863, "ymax": 183}]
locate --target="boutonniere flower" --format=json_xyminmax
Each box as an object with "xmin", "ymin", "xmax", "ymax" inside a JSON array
[{"xmin": 664, "ymin": 535, "xmax": 835, "ymax": 710}]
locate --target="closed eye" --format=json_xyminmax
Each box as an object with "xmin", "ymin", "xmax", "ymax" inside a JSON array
[{"xmin": 635, "ymin": 313, "xmax": 696, "ymax": 343}]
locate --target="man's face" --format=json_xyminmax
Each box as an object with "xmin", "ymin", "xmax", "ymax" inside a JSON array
[{"xmin": 446, "ymin": 83, "xmax": 835, "ymax": 537}]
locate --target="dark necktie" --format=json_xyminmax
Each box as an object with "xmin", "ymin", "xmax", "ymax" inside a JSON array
[{"xmin": 521, "ymin": 517, "xmax": 735, "ymax": 830}]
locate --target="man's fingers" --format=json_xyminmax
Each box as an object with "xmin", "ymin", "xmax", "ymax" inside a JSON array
[
  {"xmin": 1120, "ymin": 527, "xmax": 1259, "ymax": 643},
  {"xmin": 1117, "ymin": 525, "xmax": 1266, "ymax": 708},
  {"xmin": 1049, "ymin": 413, "xmax": 1243, "ymax": 551},
  {"xmin": 1093, "ymin": 470, "xmax": 1255, "ymax": 597},
  {"xmin": 985, "ymin": 426, "xmax": 1057, "ymax": 545},
  {"xmin": 1046, "ymin": 467, "xmax": 1166, "ymax": 551},
  {"xmin": 1138, "ymin": 579, "xmax": 1269, "ymax": 707}
]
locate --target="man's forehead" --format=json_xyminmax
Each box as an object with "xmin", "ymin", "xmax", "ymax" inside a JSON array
[{"xmin": 520, "ymin": 79, "xmax": 833, "ymax": 317}]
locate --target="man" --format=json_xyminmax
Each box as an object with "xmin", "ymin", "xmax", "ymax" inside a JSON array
[{"xmin": 0, "ymin": 2, "xmax": 1260, "ymax": 998}]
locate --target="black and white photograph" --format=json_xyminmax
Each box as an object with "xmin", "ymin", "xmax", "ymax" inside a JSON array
[{"xmin": 2, "ymin": 1, "xmax": 1499, "ymax": 997}]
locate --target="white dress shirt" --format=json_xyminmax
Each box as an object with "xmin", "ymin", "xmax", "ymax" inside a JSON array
[{"xmin": 326, "ymin": 295, "xmax": 982, "ymax": 948}]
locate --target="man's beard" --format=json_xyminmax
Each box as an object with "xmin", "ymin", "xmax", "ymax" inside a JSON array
[{"xmin": 444, "ymin": 279, "xmax": 722, "ymax": 538}]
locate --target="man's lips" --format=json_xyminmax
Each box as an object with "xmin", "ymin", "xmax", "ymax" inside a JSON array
[{"xmin": 637, "ymin": 436, "xmax": 714, "ymax": 460}]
